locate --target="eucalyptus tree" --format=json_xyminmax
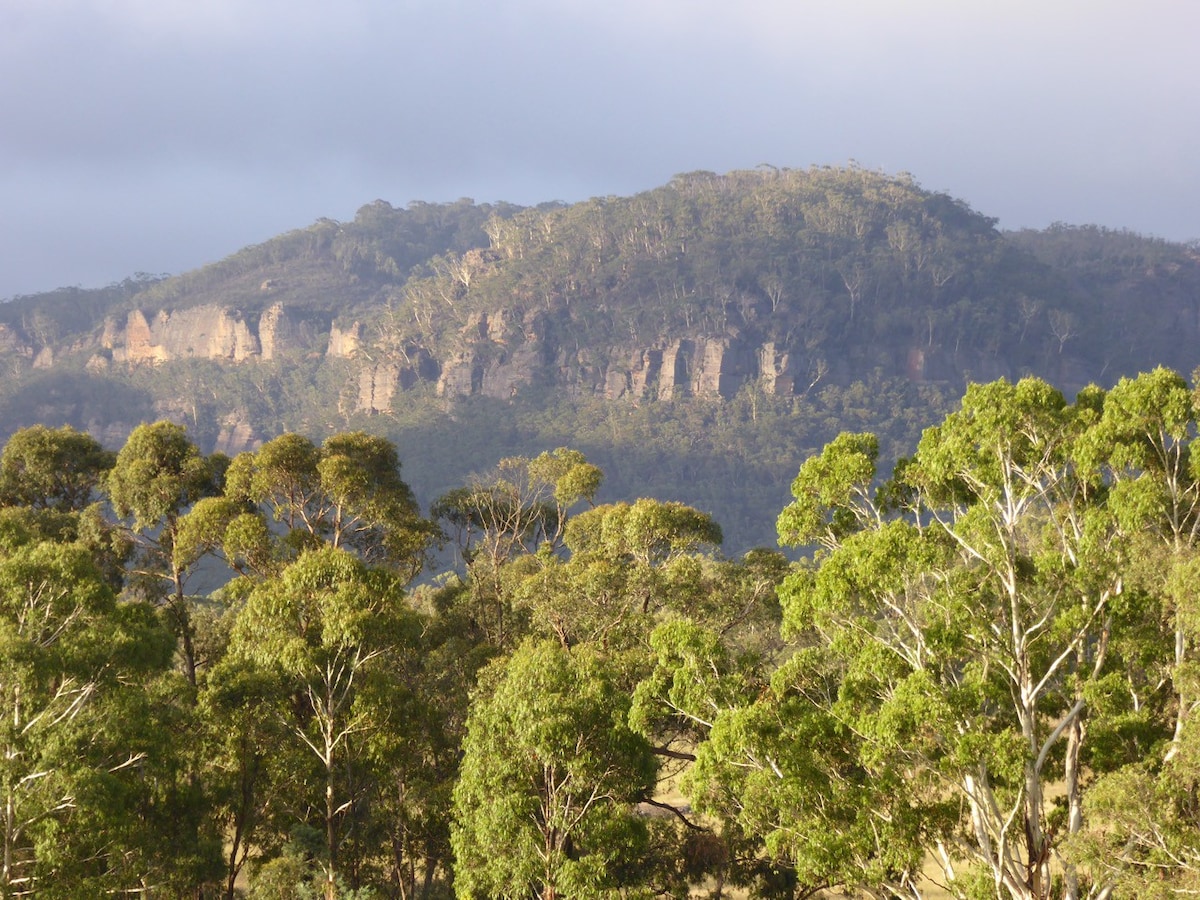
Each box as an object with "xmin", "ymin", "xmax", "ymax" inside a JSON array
[
  {"xmin": 1065, "ymin": 367, "xmax": 1200, "ymax": 897},
  {"xmin": 228, "ymin": 547, "xmax": 422, "ymax": 900},
  {"xmin": 105, "ymin": 420, "xmax": 220, "ymax": 687},
  {"xmin": 195, "ymin": 431, "xmax": 438, "ymax": 896},
  {"xmin": 690, "ymin": 378, "xmax": 1146, "ymax": 900},
  {"xmin": 0, "ymin": 533, "xmax": 180, "ymax": 896},
  {"xmin": 506, "ymin": 497, "xmax": 725, "ymax": 653},
  {"xmin": 0, "ymin": 425, "xmax": 114, "ymax": 512},
  {"xmin": 224, "ymin": 430, "xmax": 435, "ymax": 582},
  {"xmin": 431, "ymin": 448, "xmax": 602, "ymax": 649},
  {"xmin": 451, "ymin": 640, "xmax": 657, "ymax": 900},
  {"xmin": 363, "ymin": 624, "xmax": 473, "ymax": 899},
  {"xmin": 1076, "ymin": 367, "xmax": 1200, "ymax": 756},
  {"xmin": 501, "ymin": 496, "xmax": 782, "ymax": 894},
  {"xmin": 199, "ymin": 655, "xmax": 297, "ymax": 900}
]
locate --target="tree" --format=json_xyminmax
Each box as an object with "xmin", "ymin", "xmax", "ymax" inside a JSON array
[
  {"xmin": 198, "ymin": 656, "xmax": 297, "ymax": 900},
  {"xmin": 630, "ymin": 612, "xmax": 790, "ymax": 896},
  {"xmin": 432, "ymin": 448, "xmax": 602, "ymax": 571},
  {"xmin": 451, "ymin": 640, "xmax": 657, "ymax": 900},
  {"xmin": 504, "ymin": 498, "xmax": 724, "ymax": 652},
  {"xmin": 0, "ymin": 425, "xmax": 114, "ymax": 512},
  {"xmin": 225, "ymin": 431, "xmax": 434, "ymax": 582},
  {"xmin": 363, "ymin": 594, "xmax": 492, "ymax": 900},
  {"xmin": 105, "ymin": 420, "xmax": 219, "ymax": 687},
  {"xmin": 431, "ymin": 449, "xmax": 603, "ymax": 650},
  {"xmin": 0, "ymin": 537, "xmax": 181, "ymax": 896},
  {"xmin": 1066, "ymin": 368, "xmax": 1200, "ymax": 897},
  {"xmin": 696, "ymin": 377, "xmax": 1142, "ymax": 900},
  {"xmin": 229, "ymin": 547, "xmax": 421, "ymax": 900}
]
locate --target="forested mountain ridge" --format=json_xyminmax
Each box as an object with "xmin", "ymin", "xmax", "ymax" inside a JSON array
[
  {"xmin": 3, "ymin": 166, "xmax": 1199, "ymax": 549},
  {"xmin": 5, "ymin": 168, "xmax": 1200, "ymax": 898}
]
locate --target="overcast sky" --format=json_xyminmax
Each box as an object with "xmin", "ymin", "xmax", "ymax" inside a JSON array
[{"xmin": 2, "ymin": 0, "xmax": 1197, "ymax": 300}]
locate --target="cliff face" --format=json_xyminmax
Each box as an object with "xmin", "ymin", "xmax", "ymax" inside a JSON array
[
  {"xmin": 18, "ymin": 288, "xmax": 1165, "ymax": 432},
  {"xmin": 335, "ymin": 311, "xmax": 777, "ymax": 414},
  {"xmin": 100, "ymin": 302, "xmax": 328, "ymax": 364},
  {"xmin": 0, "ymin": 324, "xmax": 33, "ymax": 358},
  {"xmin": 334, "ymin": 306, "xmax": 1052, "ymax": 415}
]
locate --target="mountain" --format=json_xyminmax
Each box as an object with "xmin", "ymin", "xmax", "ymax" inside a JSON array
[{"xmin": 3, "ymin": 166, "xmax": 1199, "ymax": 550}]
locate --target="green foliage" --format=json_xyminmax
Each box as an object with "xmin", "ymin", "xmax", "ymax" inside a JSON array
[
  {"xmin": 107, "ymin": 421, "xmax": 216, "ymax": 533},
  {"xmin": 0, "ymin": 534, "xmax": 189, "ymax": 896},
  {"xmin": 451, "ymin": 640, "xmax": 657, "ymax": 900},
  {"xmin": 5, "ymin": 169, "xmax": 1200, "ymax": 900},
  {"xmin": 565, "ymin": 499, "xmax": 722, "ymax": 565},
  {"xmin": 689, "ymin": 369, "xmax": 1200, "ymax": 900},
  {"xmin": 226, "ymin": 430, "xmax": 436, "ymax": 580},
  {"xmin": 777, "ymin": 431, "xmax": 879, "ymax": 550},
  {"xmin": 229, "ymin": 547, "xmax": 424, "ymax": 896},
  {"xmin": 0, "ymin": 274, "xmax": 163, "ymax": 338},
  {"xmin": 0, "ymin": 424, "xmax": 115, "ymax": 511},
  {"xmin": 0, "ymin": 372, "xmax": 156, "ymax": 441}
]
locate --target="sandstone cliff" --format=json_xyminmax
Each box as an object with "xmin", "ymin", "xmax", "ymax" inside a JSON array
[
  {"xmin": 337, "ymin": 306, "xmax": 1037, "ymax": 415},
  {"xmin": 3, "ymin": 278, "xmax": 1138, "ymax": 438},
  {"xmin": 75, "ymin": 296, "xmax": 1101, "ymax": 420},
  {"xmin": 101, "ymin": 302, "xmax": 328, "ymax": 364}
]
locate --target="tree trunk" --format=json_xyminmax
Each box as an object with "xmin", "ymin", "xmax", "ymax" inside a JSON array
[
  {"xmin": 1062, "ymin": 712, "xmax": 1085, "ymax": 900},
  {"xmin": 421, "ymin": 853, "xmax": 436, "ymax": 899},
  {"xmin": 325, "ymin": 755, "xmax": 337, "ymax": 900},
  {"xmin": 172, "ymin": 567, "xmax": 198, "ymax": 689}
]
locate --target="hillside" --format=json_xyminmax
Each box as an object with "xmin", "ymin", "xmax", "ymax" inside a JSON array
[{"xmin": 3, "ymin": 165, "xmax": 1199, "ymax": 549}]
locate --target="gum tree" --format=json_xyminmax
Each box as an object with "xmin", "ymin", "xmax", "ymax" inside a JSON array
[
  {"xmin": 228, "ymin": 547, "xmax": 420, "ymax": 900},
  {"xmin": 0, "ymin": 535, "xmax": 177, "ymax": 896},
  {"xmin": 451, "ymin": 640, "xmax": 656, "ymax": 900},
  {"xmin": 1068, "ymin": 367, "xmax": 1200, "ymax": 897},
  {"xmin": 106, "ymin": 421, "xmax": 219, "ymax": 687},
  {"xmin": 224, "ymin": 431, "xmax": 434, "ymax": 582},
  {"xmin": 694, "ymin": 378, "xmax": 1142, "ymax": 899}
]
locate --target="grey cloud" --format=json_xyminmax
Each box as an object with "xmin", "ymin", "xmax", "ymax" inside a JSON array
[{"xmin": 2, "ymin": 0, "xmax": 1198, "ymax": 299}]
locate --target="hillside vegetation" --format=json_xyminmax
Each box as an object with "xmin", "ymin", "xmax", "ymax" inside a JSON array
[
  {"xmin": 2, "ymin": 166, "xmax": 1199, "ymax": 550},
  {"xmin": 3, "ymin": 367, "xmax": 1200, "ymax": 898}
]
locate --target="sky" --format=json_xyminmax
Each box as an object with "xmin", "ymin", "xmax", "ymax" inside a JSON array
[{"xmin": 2, "ymin": 0, "xmax": 1197, "ymax": 300}]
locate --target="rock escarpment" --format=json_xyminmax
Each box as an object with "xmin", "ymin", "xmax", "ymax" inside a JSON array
[
  {"xmin": 336, "ymin": 309, "xmax": 1092, "ymax": 415},
  {"xmin": 339, "ymin": 309, "xmax": 834, "ymax": 413},
  {"xmin": 80, "ymin": 299, "xmax": 1049, "ymax": 418},
  {"xmin": 100, "ymin": 303, "xmax": 328, "ymax": 364},
  {"xmin": 14, "ymin": 285, "xmax": 1127, "ymax": 435}
]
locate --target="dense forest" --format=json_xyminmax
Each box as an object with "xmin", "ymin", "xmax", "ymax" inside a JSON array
[
  {"xmin": 2, "ymin": 167, "xmax": 1199, "ymax": 551},
  {"xmin": 3, "ymin": 167, "xmax": 1200, "ymax": 897},
  {"xmin": 3, "ymin": 365, "xmax": 1200, "ymax": 899}
]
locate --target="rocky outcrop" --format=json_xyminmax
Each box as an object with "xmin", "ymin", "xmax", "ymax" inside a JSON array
[
  {"xmin": 358, "ymin": 364, "xmax": 402, "ymax": 414},
  {"xmin": 436, "ymin": 354, "xmax": 481, "ymax": 398},
  {"xmin": 25, "ymin": 293, "xmax": 1045, "ymax": 419},
  {"xmin": 102, "ymin": 303, "xmax": 325, "ymax": 364},
  {"xmin": 0, "ymin": 325, "xmax": 34, "ymax": 359},
  {"xmin": 758, "ymin": 343, "xmax": 794, "ymax": 394},
  {"xmin": 79, "ymin": 299, "xmax": 845, "ymax": 409},
  {"xmin": 433, "ymin": 309, "xmax": 550, "ymax": 401},
  {"xmin": 352, "ymin": 349, "xmax": 440, "ymax": 414},
  {"xmin": 599, "ymin": 336, "xmax": 794, "ymax": 402},
  {"xmin": 212, "ymin": 416, "xmax": 261, "ymax": 456},
  {"xmin": 106, "ymin": 307, "xmax": 257, "ymax": 363},
  {"xmin": 328, "ymin": 322, "xmax": 363, "ymax": 358},
  {"xmin": 481, "ymin": 344, "xmax": 545, "ymax": 400},
  {"xmin": 260, "ymin": 304, "xmax": 323, "ymax": 360}
]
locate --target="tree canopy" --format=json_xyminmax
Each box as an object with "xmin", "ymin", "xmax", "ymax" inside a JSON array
[{"xmin": 0, "ymin": 365, "xmax": 1198, "ymax": 897}]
